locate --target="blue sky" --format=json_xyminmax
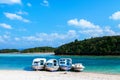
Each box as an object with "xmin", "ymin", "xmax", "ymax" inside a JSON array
[{"xmin": 0, "ymin": 0, "xmax": 120, "ymax": 49}]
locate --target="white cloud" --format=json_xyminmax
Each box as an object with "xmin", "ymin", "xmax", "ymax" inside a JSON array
[
  {"xmin": 41, "ymin": 0, "xmax": 49, "ymax": 7},
  {"xmin": 23, "ymin": 36, "xmax": 43, "ymax": 42},
  {"xmin": 0, "ymin": 0, "xmax": 21, "ymax": 5},
  {"xmin": 14, "ymin": 37, "xmax": 20, "ymax": 41},
  {"xmin": 118, "ymin": 24, "xmax": 120, "ymax": 28},
  {"xmin": 17, "ymin": 28, "xmax": 27, "ymax": 32},
  {"xmin": 68, "ymin": 18, "xmax": 103, "ymax": 37},
  {"xmin": 68, "ymin": 18, "xmax": 79, "ymax": 26},
  {"xmin": 0, "ymin": 33, "xmax": 11, "ymax": 43},
  {"xmin": 79, "ymin": 26, "xmax": 119, "ymax": 37},
  {"xmin": 104, "ymin": 26, "xmax": 117, "ymax": 35},
  {"xmin": 22, "ymin": 30, "xmax": 77, "ymax": 42},
  {"xmin": 3, "ymin": 34, "xmax": 10, "ymax": 39},
  {"xmin": 68, "ymin": 18, "xmax": 103, "ymax": 36},
  {"xmin": 67, "ymin": 30, "xmax": 77, "ymax": 38},
  {"xmin": 4, "ymin": 12, "xmax": 30, "ymax": 23},
  {"xmin": 0, "ymin": 23, "xmax": 12, "ymax": 29},
  {"xmin": 0, "ymin": 36, "xmax": 5, "ymax": 43},
  {"xmin": 109, "ymin": 11, "xmax": 120, "ymax": 20},
  {"xmin": 68, "ymin": 18, "xmax": 100, "ymax": 29},
  {"xmin": 79, "ymin": 29, "xmax": 103, "ymax": 37},
  {"xmin": 27, "ymin": 3, "xmax": 31, "ymax": 7},
  {"xmin": 16, "ymin": 10, "xmax": 28, "ymax": 15},
  {"xmin": 68, "ymin": 18, "xmax": 120, "ymax": 37}
]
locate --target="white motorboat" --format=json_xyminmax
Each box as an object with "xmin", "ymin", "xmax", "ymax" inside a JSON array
[
  {"xmin": 45, "ymin": 59, "xmax": 59, "ymax": 71},
  {"xmin": 32, "ymin": 58, "xmax": 46, "ymax": 70},
  {"xmin": 72, "ymin": 63, "xmax": 85, "ymax": 72},
  {"xmin": 59, "ymin": 58, "xmax": 72, "ymax": 71}
]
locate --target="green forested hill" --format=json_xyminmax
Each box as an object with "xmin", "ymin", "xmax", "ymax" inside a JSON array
[
  {"xmin": 0, "ymin": 47, "xmax": 55, "ymax": 53},
  {"xmin": 0, "ymin": 49, "xmax": 19, "ymax": 53},
  {"xmin": 54, "ymin": 36, "xmax": 120, "ymax": 55},
  {"xmin": 21, "ymin": 46, "xmax": 55, "ymax": 53}
]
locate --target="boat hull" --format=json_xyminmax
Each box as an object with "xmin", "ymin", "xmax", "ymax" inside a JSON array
[
  {"xmin": 32, "ymin": 65, "xmax": 44, "ymax": 70},
  {"xmin": 73, "ymin": 68, "xmax": 84, "ymax": 72},
  {"xmin": 72, "ymin": 63, "xmax": 85, "ymax": 72},
  {"xmin": 59, "ymin": 58, "xmax": 72, "ymax": 71},
  {"xmin": 60, "ymin": 66, "xmax": 72, "ymax": 71},
  {"xmin": 32, "ymin": 58, "xmax": 46, "ymax": 71},
  {"xmin": 45, "ymin": 59, "xmax": 59, "ymax": 72},
  {"xmin": 45, "ymin": 66, "xmax": 59, "ymax": 71}
]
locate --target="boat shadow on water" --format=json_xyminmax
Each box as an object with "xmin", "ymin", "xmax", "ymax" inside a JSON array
[
  {"xmin": 24, "ymin": 66, "xmax": 46, "ymax": 71},
  {"xmin": 23, "ymin": 67, "xmax": 84, "ymax": 73}
]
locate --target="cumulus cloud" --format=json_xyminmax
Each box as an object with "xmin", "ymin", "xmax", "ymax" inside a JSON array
[
  {"xmin": 4, "ymin": 12, "xmax": 30, "ymax": 23},
  {"xmin": 103, "ymin": 26, "xmax": 117, "ymax": 35},
  {"xmin": 79, "ymin": 29, "xmax": 103, "ymax": 37},
  {"xmin": 17, "ymin": 28, "xmax": 27, "ymax": 32},
  {"xmin": 0, "ymin": 36, "xmax": 5, "ymax": 43},
  {"xmin": 3, "ymin": 34, "xmax": 10, "ymax": 39},
  {"xmin": 68, "ymin": 18, "xmax": 120, "ymax": 37},
  {"xmin": 27, "ymin": 3, "xmax": 31, "ymax": 7},
  {"xmin": 9, "ymin": 30, "xmax": 77, "ymax": 47},
  {"xmin": 14, "ymin": 37, "xmax": 20, "ymax": 41},
  {"xmin": 79, "ymin": 26, "xmax": 120, "ymax": 37},
  {"xmin": 23, "ymin": 36, "xmax": 43, "ymax": 42},
  {"xmin": 41, "ymin": 0, "xmax": 49, "ymax": 7},
  {"xmin": 0, "ymin": 23, "xmax": 12, "ymax": 29},
  {"xmin": 68, "ymin": 18, "xmax": 100, "ymax": 29},
  {"xmin": 0, "ymin": 0, "xmax": 21, "ymax": 5},
  {"xmin": 16, "ymin": 10, "xmax": 28, "ymax": 15},
  {"xmin": 22, "ymin": 30, "xmax": 77, "ymax": 42},
  {"xmin": 118, "ymin": 24, "xmax": 120, "ymax": 28},
  {"xmin": 68, "ymin": 18, "xmax": 103, "ymax": 36},
  {"xmin": 0, "ymin": 33, "xmax": 11, "ymax": 43},
  {"xmin": 109, "ymin": 11, "xmax": 120, "ymax": 20}
]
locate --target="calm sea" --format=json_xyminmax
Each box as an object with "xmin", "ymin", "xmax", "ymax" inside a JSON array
[{"xmin": 0, "ymin": 53, "xmax": 120, "ymax": 74}]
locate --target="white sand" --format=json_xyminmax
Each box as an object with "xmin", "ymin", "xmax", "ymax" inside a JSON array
[{"xmin": 0, "ymin": 70, "xmax": 119, "ymax": 80}]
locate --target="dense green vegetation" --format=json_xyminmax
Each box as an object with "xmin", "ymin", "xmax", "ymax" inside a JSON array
[
  {"xmin": 0, "ymin": 49, "xmax": 19, "ymax": 53},
  {"xmin": 21, "ymin": 46, "xmax": 56, "ymax": 53},
  {"xmin": 0, "ymin": 47, "xmax": 55, "ymax": 53},
  {"xmin": 54, "ymin": 36, "xmax": 120, "ymax": 55}
]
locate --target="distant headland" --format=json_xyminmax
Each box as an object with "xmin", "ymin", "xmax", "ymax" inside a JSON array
[{"xmin": 0, "ymin": 47, "xmax": 55, "ymax": 53}]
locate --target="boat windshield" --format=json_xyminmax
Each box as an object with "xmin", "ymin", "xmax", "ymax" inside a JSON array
[
  {"xmin": 60, "ymin": 59, "xmax": 65, "ymax": 61},
  {"xmin": 40, "ymin": 60, "xmax": 44, "ymax": 65},
  {"xmin": 67, "ymin": 60, "xmax": 71, "ymax": 65},
  {"xmin": 53, "ymin": 60, "xmax": 57, "ymax": 66},
  {"xmin": 60, "ymin": 62, "xmax": 65, "ymax": 64},
  {"xmin": 67, "ymin": 62, "xmax": 71, "ymax": 66},
  {"xmin": 34, "ymin": 61, "xmax": 39, "ymax": 66},
  {"xmin": 46, "ymin": 63, "xmax": 52, "ymax": 67}
]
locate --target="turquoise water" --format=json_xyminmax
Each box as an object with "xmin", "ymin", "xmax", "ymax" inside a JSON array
[{"xmin": 0, "ymin": 53, "xmax": 120, "ymax": 74}]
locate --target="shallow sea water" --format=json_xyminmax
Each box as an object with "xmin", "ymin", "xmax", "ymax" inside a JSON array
[{"xmin": 0, "ymin": 53, "xmax": 120, "ymax": 74}]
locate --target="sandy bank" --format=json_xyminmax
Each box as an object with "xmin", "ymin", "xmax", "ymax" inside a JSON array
[{"xmin": 0, "ymin": 70, "xmax": 119, "ymax": 80}]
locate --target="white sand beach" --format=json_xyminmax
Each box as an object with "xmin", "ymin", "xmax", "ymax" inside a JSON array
[{"xmin": 0, "ymin": 70, "xmax": 119, "ymax": 80}]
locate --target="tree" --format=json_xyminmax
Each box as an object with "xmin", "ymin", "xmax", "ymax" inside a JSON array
[{"xmin": 54, "ymin": 36, "xmax": 120, "ymax": 55}]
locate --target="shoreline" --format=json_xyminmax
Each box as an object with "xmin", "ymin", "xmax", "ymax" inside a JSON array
[
  {"xmin": 20, "ymin": 52, "xmax": 55, "ymax": 54},
  {"xmin": 0, "ymin": 52, "xmax": 55, "ymax": 54},
  {"xmin": 0, "ymin": 70, "xmax": 119, "ymax": 80},
  {"xmin": 1, "ymin": 52, "xmax": 120, "ymax": 56}
]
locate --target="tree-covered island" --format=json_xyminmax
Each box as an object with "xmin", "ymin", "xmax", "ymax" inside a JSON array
[
  {"xmin": 0, "ymin": 49, "xmax": 19, "ymax": 53},
  {"xmin": 0, "ymin": 47, "xmax": 55, "ymax": 53},
  {"xmin": 54, "ymin": 36, "xmax": 120, "ymax": 55},
  {"xmin": 21, "ymin": 47, "xmax": 55, "ymax": 53}
]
